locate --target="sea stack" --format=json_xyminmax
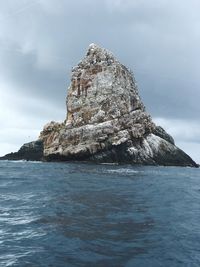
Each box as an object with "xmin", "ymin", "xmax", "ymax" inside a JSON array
[{"xmin": 38, "ymin": 43, "xmax": 197, "ymax": 167}]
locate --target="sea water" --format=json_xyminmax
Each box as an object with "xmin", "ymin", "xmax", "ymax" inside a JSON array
[{"xmin": 0, "ymin": 160, "xmax": 199, "ymax": 267}]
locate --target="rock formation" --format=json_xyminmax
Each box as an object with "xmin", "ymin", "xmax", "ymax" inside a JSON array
[
  {"xmin": 1, "ymin": 44, "xmax": 198, "ymax": 167},
  {"xmin": 38, "ymin": 43, "xmax": 197, "ymax": 166}
]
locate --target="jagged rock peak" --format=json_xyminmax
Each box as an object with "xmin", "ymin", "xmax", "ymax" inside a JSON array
[
  {"xmin": 84, "ymin": 43, "xmax": 115, "ymax": 64},
  {"xmin": 66, "ymin": 43, "xmax": 146, "ymax": 129},
  {"xmin": 88, "ymin": 43, "xmax": 114, "ymax": 56},
  {"xmin": 72, "ymin": 43, "xmax": 118, "ymax": 75}
]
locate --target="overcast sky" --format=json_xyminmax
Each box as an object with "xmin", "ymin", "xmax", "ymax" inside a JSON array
[{"xmin": 0, "ymin": 0, "xmax": 200, "ymax": 162}]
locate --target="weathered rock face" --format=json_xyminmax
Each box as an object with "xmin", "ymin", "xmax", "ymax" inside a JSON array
[{"xmin": 39, "ymin": 43, "xmax": 197, "ymax": 167}]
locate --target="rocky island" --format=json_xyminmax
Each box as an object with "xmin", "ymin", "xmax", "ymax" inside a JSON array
[{"xmin": 0, "ymin": 44, "xmax": 198, "ymax": 167}]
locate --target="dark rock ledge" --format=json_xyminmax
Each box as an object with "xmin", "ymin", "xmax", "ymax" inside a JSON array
[{"xmin": 0, "ymin": 140, "xmax": 43, "ymax": 161}]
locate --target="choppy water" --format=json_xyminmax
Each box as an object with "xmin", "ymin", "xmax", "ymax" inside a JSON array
[{"xmin": 0, "ymin": 160, "xmax": 200, "ymax": 267}]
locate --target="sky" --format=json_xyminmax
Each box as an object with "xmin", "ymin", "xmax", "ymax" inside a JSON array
[{"xmin": 0, "ymin": 0, "xmax": 200, "ymax": 163}]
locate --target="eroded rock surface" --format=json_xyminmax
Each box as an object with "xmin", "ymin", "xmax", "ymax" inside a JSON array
[{"xmin": 39, "ymin": 44, "xmax": 197, "ymax": 167}]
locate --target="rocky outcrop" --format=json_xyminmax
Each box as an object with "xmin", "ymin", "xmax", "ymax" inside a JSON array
[
  {"xmin": 38, "ymin": 43, "xmax": 197, "ymax": 167},
  {"xmin": 153, "ymin": 126, "xmax": 175, "ymax": 145},
  {"xmin": 0, "ymin": 140, "xmax": 43, "ymax": 161}
]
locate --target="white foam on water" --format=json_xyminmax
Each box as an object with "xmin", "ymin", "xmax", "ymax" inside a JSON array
[
  {"xmin": 0, "ymin": 160, "xmax": 26, "ymax": 163},
  {"xmin": 106, "ymin": 168, "xmax": 140, "ymax": 174},
  {"xmin": 4, "ymin": 160, "xmax": 43, "ymax": 164},
  {"xmin": 100, "ymin": 162, "xmax": 119, "ymax": 165}
]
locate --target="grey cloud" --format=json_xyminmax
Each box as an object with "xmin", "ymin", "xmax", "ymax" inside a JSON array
[
  {"xmin": 154, "ymin": 118, "xmax": 200, "ymax": 143},
  {"xmin": 0, "ymin": 41, "xmax": 67, "ymax": 106}
]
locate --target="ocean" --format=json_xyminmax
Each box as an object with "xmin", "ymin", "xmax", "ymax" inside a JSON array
[{"xmin": 0, "ymin": 160, "xmax": 199, "ymax": 267}]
